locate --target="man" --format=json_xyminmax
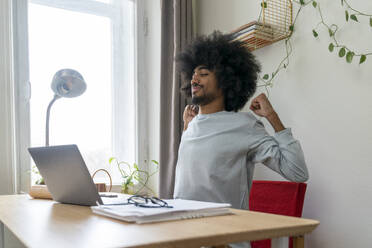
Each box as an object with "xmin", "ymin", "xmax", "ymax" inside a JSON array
[
  {"xmin": 173, "ymin": 30, "xmax": 308, "ymax": 207},
  {"xmin": 172, "ymin": 31, "xmax": 308, "ymax": 247}
]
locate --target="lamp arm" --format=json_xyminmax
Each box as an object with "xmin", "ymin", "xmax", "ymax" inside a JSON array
[{"xmin": 45, "ymin": 94, "xmax": 60, "ymax": 146}]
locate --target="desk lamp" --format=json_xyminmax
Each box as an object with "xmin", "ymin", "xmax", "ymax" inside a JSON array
[{"xmin": 45, "ymin": 69, "xmax": 86, "ymax": 146}]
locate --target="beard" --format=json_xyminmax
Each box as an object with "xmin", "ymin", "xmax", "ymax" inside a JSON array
[{"xmin": 191, "ymin": 91, "xmax": 217, "ymax": 106}]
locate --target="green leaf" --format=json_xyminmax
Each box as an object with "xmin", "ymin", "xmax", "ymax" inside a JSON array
[
  {"xmin": 36, "ymin": 178, "xmax": 45, "ymax": 185},
  {"xmin": 151, "ymin": 160, "xmax": 159, "ymax": 165},
  {"xmin": 300, "ymin": 0, "xmax": 305, "ymax": 5},
  {"xmin": 338, "ymin": 47, "xmax": 346, "ymax": 57},
  {"xmin": 345, "ymin": 10, "xmax": 349, "ymax": 22},
  {"xmin": 359, "ymin": 55, "xmax": 367, "ymax": 64},
  {"xmin": 289, "ymin": 25, "xmax": 294, "ymax": 32},
  {"xmin": 312, "ymin": 1, "xmax": 317, "ymax": 8},
  {"xmin": 260, "ymin": 2, "xmax": 267, "ymax": 8},
  {"xmin": 328, "ymin": 29, "xmax": 333, "ymax": 37},
  {"xmin": 125, "ymin": 177, "xmax": 132, "ymax": 185},
  {"xmin": 341, "ymin": 0, "xmax": 344, "ymax": 6},
  {"xmin": 328, "ymin": 43, "xmax": 334, "ymax": 52},
  {"xmin": 134, "ymin": 163, "xmax": 139, "ymax": 170},
  {"xmin": 109, "ymin": 157, "xmax": 115, "ymax": 164},
  {"xmin": 350, "ymin": 14, "xmax": 358, "ymax": 22},
  {"xmin": 263, "ymin": 74, "xmax": 269, "ymax": 80},
  {"xmin": 346, "ymin": 51, "xmax": 354, "ymax": 63},
  {"xmin": 370, "ymin": 17, "xmax": 372, "ymax": 27},
  {"xmin": 312, "ymin": 29, "xmax": 318, "ymax": 37}
]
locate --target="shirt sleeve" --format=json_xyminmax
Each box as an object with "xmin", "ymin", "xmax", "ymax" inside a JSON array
[{"xmin": 248, "ymin": 120, "xmax": 309, "ymax": 182}]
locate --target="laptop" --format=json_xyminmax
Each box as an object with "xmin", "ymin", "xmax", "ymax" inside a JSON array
[{"xmin": 28, "ymin": 144, "xmax": 128, "ymax": 206}]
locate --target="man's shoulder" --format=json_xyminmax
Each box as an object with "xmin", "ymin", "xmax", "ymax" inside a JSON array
[
  {"xmin": 189, "ymin": 111, "xmax": 259, "ymax": 130},
  {"xmin": 216, "ymin": 111, "xmax": 259, "ymax": 129},
  {"xmin": 233, "ymin": 111, "xmax": 258, "ymax": 123}
]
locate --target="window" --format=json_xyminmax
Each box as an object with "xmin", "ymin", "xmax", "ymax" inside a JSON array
[{"xmin": 14, "ymin": 0, "xmax": 139, "ymax": 190}]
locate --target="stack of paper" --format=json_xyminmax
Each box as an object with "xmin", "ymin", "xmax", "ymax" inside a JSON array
[{"xmin": 91, "ymin": 199, "xmax": 232, "ymax": 224}]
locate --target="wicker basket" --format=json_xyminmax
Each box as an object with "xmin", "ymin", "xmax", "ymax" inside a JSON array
[{"xmin": 231, "ymin": 0, "xmax": 293, "ymax": 51}]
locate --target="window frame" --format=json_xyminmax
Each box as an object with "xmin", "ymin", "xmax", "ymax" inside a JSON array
[
  {"xmin": 12, "ymin": 0, "xmax": 147, "ymax": 193},
  {"xmin": 0, "ymin": 0, "xmax": 17, "ymax": 195}
]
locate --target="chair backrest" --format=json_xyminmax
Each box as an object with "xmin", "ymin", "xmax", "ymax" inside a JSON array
[{"xmin": 249, "ymin": 180, "xmax": 307, "ymax": 248}]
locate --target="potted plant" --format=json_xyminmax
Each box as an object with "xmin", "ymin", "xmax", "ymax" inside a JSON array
[
  {"xmin": 109, "ymin": 158, "xmax": 159, "ymax": 196},
  {"xmin": 29, "ymin": 165, "xmax": 53, "ymax": 199}
]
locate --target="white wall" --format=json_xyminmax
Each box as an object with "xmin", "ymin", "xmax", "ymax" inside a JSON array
[{"xmin": 195, "ymin": 0, "xmax": 372, "ymax": 247}]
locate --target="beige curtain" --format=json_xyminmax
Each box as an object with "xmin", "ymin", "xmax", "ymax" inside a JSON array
[{"xmin": 159, "ymin": 0, "xmax": 193, "ymax": 199}]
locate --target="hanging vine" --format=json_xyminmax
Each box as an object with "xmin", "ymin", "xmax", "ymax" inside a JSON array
[{"xmin": 258, "ymin": 0, "xmax": 372, "ymax": 88}]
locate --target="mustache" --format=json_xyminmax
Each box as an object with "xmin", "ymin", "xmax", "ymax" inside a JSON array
[{"xmin": 191, "ymin": 82, "xmax": 202, "ymax": 87}]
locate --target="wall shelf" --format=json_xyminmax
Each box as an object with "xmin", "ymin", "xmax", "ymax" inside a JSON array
[{"xmin": 231, "ymin": 0, "xmax": 293, "ymax": 51}]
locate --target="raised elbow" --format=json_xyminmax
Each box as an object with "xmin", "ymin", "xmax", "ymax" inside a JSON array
[
  {"xmin": 295, "ymin": 172, "xmax": 309, "ymax": 182},
  {"xmin": 291, "ymin": 164, "xmax": 309, "ymax": 182},
  {"xmin": 281, "ymin": 158, "xmax": 309, "ymax": 183}
]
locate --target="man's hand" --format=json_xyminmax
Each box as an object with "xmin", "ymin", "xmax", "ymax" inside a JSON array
[
  {"xmin": 183, "ymin": 105, "xmax": 198, "ymax": 131},
  {"xmin": 249, "ymin": 93, "xmax": 285, "ymax": 132},
  {"xmin": 249, "ymin": 93, "xmax": 275, "ymax": 118}
]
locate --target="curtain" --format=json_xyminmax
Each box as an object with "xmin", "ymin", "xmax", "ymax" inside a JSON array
[{"xmin": 159, "ymin": 0, "xmax": 193, "ymax": 199}]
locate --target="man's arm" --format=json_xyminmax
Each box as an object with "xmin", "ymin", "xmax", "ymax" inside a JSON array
[
  {"xmin": 249, "ymin": 93, "xmax": 285, "ymax": 132},
  {"xmin": 183, "ymin": 105, "xmax": 198, "ymax": 131},
  {"xmin": 249, "ymin": 93, "xmax": 308, "ymax": 182},
  {"xmin": 266, "ymin": 112, "xmax": 285, "ymax": 133}
]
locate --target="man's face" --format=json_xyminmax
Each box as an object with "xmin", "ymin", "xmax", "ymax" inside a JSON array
[{"xmin": 191, "ymin": 65, "xmax": 223, "ymax": 106}]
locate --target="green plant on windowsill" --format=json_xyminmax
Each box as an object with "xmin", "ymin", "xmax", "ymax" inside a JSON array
[
  {"xmin": 109, "ymin": 158, "xmax": 159, "ymax": 196},
  {"xmin": 29, "ymin": 165, "xmax": 53, "ymax": 199},
  {"xmin": 31, "ymin": 165, "xmax": 45, "ymax": 185}
]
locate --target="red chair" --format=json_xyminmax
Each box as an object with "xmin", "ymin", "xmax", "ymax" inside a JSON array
[{"xmin": 249, "ymin": 180, "xmax": 307, "ymax": 248}]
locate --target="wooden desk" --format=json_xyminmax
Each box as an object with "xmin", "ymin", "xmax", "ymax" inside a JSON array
[{"xmin": 0, "ymin": 195, "xmax": 319, "ymax": 248}]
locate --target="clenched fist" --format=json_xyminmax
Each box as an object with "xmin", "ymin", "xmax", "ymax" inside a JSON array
[
  {"xmin": 249, "ymin": 93, "xmax": 285, "ymax": 132},
  {"xmin": 183, "ymin": 105, "xmax": 199, "ymax": 131},
  {"xmin": 249, "ymin": 93, "xmax": 275, "ymax": 118}
]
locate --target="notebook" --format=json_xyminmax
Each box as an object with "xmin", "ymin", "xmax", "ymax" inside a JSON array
[{"xmin": 91, "ymin": 198, "xmax": 232, "ymax": 224}]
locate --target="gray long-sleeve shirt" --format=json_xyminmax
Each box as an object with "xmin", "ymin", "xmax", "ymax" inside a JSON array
[{"xmin": 173, "ymin": 111, "xmax": 309, "ymax": 210}]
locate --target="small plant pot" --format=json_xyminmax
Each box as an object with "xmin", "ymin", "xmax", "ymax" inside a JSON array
[{"xmin": 29, "ymin": 185, "xmax": 53, "ymax": 199}]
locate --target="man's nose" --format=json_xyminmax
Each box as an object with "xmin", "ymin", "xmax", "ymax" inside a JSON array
[{"xmin": 192, "ymin": 73, "xmax": 199, "ymax": 82}]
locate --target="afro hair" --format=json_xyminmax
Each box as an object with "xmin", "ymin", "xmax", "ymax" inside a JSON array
[{"xmin": 176, "ymin": 31, "xmax": 261, "ymax": 112}]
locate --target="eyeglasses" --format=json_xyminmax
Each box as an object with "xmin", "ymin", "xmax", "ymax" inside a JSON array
[
  {"xmin": 103, "ymin": 195, "xmax": 173, "ymax": 208},
  {"xmin": 128, "ymin": 195, "xmax": 173, "ymax": 208}
]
